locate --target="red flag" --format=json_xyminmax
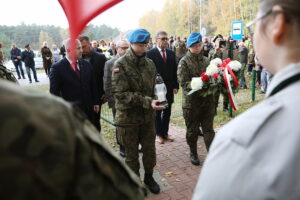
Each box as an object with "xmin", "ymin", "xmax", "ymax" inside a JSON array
[{"xmin": 58, "ymin": 0, "xmax": 123, "ymax": 66}]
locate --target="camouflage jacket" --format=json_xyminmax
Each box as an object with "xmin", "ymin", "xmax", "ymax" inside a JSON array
[
  {"xmin": 177, "ymin": 51, "xmax": 213, "ymax": 108},
  {"xmin": 0, "ymin": 64, "xmax": 18, "ymax": 83},
  {"xmin": 208, "ymin": 47, "xmax": 225, "ymax": 60},
  {"xmin": 208, "ymin": 44, "xmax": 238, "ymax": 61},
  {"xmin": 174, "ymin": 40, "xmax": 187, "ymax": 58},
  {"xmin": 112, "ymin": 48, "xmax": 156, "ymax": 126},
  {"xmin": 0, "ymin": 80, "xmax": 144, "ymax": 200}
]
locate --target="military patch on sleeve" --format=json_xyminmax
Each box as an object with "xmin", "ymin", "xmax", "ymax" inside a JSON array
[{"xmin": 113, "ymin": 68, "xmax": 120, "ymax": 73}]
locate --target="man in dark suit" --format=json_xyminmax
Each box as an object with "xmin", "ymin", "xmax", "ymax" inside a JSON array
[
  {"xmin": 79, "ymin": 36, "xmax": 107, "ymax": 131},
  {"xmin": 10, "ymin": 44, "xmax": 25, "ymax": 79},
  {"xmin": 146, "ymin": 31, "xmax": 179, "ymax": 144},
  {"xmin": 49, "ymin": 39, "xmax": 100, "ymax": 129},
  {"xmin": 21, "ymin": 44, "xmax": 39, "ymax": 83}
]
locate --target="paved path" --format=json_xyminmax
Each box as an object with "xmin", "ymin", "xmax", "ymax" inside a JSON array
[
  {"xmin": 15, "ymin": 71, "xmax": 49, "ymax": 87},
  {"xmin": 145, "ymin": 124, "xmax": 208, "ymax": 200}
]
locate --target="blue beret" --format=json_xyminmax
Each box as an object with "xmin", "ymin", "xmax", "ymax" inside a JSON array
[
  {"xmin": 127, "ymin": 29, "xmax": 150, "ymax": 43},
  {"xmin": 187, "ymin": 32, "xmax": 202, "ymax": 47}
]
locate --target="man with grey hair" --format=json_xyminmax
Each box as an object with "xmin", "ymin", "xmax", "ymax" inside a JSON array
[
  {"xmin": 146, "ymin": 31, "xmax": 179, "ymax": 144},
  {"xmin": 50, "ymin": 38, "xmax": 100, "ymax": 129},
  {"xmin": 104, "ymin": 39, "xmax": 129, "ymax": 157}
]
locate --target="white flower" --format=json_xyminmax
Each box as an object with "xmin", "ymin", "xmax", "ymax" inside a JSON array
[
  {"xmin": 188, "ymin": 77, "xmax": 204, "ymax": 95},
  {"xmin": 191, "ymin": 77, "xmax": 203, "ymax": 90},
  {"xmin": 228, "ymin": 61, "xmax": 242, "ymax": 71},
  {"xmin": 206, "ymin": 64, "xmax": 219, "ymax": 76},
  {"xmin": 210, "ymin": 58, "xmax": 222, "ymax": 66},
  {"xmin": 105, "ymin": 51, "xmax": 113, "ymax": 60}
]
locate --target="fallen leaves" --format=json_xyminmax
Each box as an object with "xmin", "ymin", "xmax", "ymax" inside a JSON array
[{"xmin": 164, "ymin": 171, "xmax": 175, "ymax": 177}]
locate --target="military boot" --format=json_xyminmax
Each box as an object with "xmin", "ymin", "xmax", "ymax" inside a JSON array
[
  {"xmin": 144, "ymin": 173, "xmax": 160, "ymax": 194},
  {"xmin": 190, "ymin": 151, "xmax": 200, "ymax": 166}
]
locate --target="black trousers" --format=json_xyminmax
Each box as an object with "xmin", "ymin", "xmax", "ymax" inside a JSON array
[
  {"xmin": 155, "ymin": 103, "xmax": 172, "ymax": 137},
  {"xmin": 25, "ymin": 66, "xmax": 38, "ymax": 81},
  {"xmin": 13, "ymin": 61, "xmax": 25, "ymax": 78}
]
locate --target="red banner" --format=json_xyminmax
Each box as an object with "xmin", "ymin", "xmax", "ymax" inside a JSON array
[{"xmin": 58, "ymin": 0, "xmax": 123, "ymax": 66}]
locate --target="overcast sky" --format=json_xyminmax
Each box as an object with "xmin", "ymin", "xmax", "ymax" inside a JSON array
[{"xmin": 1, "ymin": 0, "xmax": 166, "ymax": 31}]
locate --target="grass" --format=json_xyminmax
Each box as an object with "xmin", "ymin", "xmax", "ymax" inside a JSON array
[{"xmin": 25, "ymin": 74, "xmax": 265, "ymax": 149}]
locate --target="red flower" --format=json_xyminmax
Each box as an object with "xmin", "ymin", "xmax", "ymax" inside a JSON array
[
  {"xmin": 200, "ymin": 72, "xmax": 209, "ymax": 82},
  {"xmin": 200, "ymin": 72, "xmax": 206, "ymax": 77},
  {"xmin": 212, "ymin": 73, "xmax": 219, "ymax": 79}
]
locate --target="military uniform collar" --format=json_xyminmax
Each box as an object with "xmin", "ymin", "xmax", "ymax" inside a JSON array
[{"xmin": 266, "ymin": 63, "xmax": 300, "ymax": 97}]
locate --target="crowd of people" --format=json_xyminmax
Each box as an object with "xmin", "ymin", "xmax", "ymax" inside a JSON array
[
  {"xmin": 0, "ymin": 29, "xmax": 276, "ymax": 197},
  {"xmin": 1, "ymin": 0, "xmax": 300, "ymax": 199}
]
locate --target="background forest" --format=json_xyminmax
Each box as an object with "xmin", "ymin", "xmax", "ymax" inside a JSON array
[
  {"xmin": 139, "ymin": 0, "xmax": 259, "ymax": 38},
  {"xmin": 0, "ymin": 24, "xmax": 119, "ymax": 59},
  {"xmin": 1, "ymin": 0, "xmax": 259, "ymax": 59}
]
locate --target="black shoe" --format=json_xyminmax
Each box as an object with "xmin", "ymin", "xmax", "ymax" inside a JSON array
[
  {"xmin": 144, "ymin": 173, "xmax": 160, "ymax": 194},
  {"xmin": 190, "ymin": 153, "xmax": 200, "ymax": 166},
  {"xmin": 22, "ymin": 77, "xmax": 26, "ymax": 79},
  {"xmin": 35, "ymin": 80, "xmax": 40, "ymax": 82},
  {"xmin": 29, "ymin": 80, "xmax": 32, "ymax": 83},
  {"xmin": 18, "ymin": 77, "xmax": 21, "ymax": 79},
  {"xmin": 119, "ymin": 145, "xmax": 126, "ymax": 158}
]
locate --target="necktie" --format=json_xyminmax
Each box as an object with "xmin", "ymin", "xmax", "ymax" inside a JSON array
[
  {"xmin": 75, "ymin": 63, "xmax": 80, "ymax": 78},
  {"xmin": 162, "ymin": 49, "xmax": 166, "ymax": 63},
  {"xmin": 71, "ymin": 62, "xmax": 80, "ymax": 78}
]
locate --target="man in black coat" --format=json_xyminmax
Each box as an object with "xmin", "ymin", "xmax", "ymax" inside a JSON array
[
  {"xmin": 50, "ymin": 39, "xmax": 100, "ymax": 128},
  {"xmin": 10, "ymin": 44, "xmax": 25, "ymax": 79},
  {"xmin": 79, "ymin": 36, "xmax": 107, "ymax": 131},
  {"xmin": 21, "ymin": 44, "xmax": 39, "ymax": 83},
  {"xmin": 146, "ymin": 31, "xmax": 179, "ymax": 144}
]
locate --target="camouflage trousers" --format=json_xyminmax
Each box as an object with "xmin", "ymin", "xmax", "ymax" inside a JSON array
[
  {"xmin": 118, "ymin": 121, "xmax": 156, "ymax": 176},
  {"xmin": 183, "ymin": 101, "xmax": 216, "ymax": 152}
]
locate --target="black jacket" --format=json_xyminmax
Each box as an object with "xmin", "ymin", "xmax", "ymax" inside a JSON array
[
  {"xmin": 50, "ymin": 58, "xmax": 99, "ymax": 121},
  {"xmin": 10, "ymin": 48, "xmax": 22, "ymax": 62},
  {"xmin": 83, "ymin": 51, "xmax": 107, "ymax": 101},
  {"xmin": 21, "ymin": 50, "xmax": 35, "ymax": 67},
  {"xmin": 146, "ymin": 47, "xmax": 179, "ymax": 103}
]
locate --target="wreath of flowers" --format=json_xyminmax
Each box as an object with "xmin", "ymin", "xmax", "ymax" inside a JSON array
[{"xmin": 188, "ymin": 58, "xmax": 242, "ymax": 110}]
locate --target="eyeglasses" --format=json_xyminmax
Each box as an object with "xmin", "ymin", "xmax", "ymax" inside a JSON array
[
  {"xmin": 158, "ymin": 37, "xmax": 169, "ymax": 41},
  {"xmin": 119, "ymin": 46, "xmax": 129, "ymax": 50},
  {"xmin": 246, "ymin": 10, "xmax": 273, "ymax": 35}
]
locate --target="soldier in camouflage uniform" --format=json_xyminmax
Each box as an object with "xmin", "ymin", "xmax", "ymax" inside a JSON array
[
  {"xmin": 177, "ymin": 32, "xmax": 216, "ymax": 166},
  {"xmin": 0, "ymin": 79, "xmax": 145, "ymax": 200},
  {"xmin": 111, "ymin": 29, "xmax": 164, "ymax": 194},
  {"xmin": 209, "ymin": 35, "xmax": 230, "ymax": 112}
]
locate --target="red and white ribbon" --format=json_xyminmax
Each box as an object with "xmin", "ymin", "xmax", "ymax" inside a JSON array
[{"xmin": 223, "ymin": 66, "xmax": 239, "ymax": 110}]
